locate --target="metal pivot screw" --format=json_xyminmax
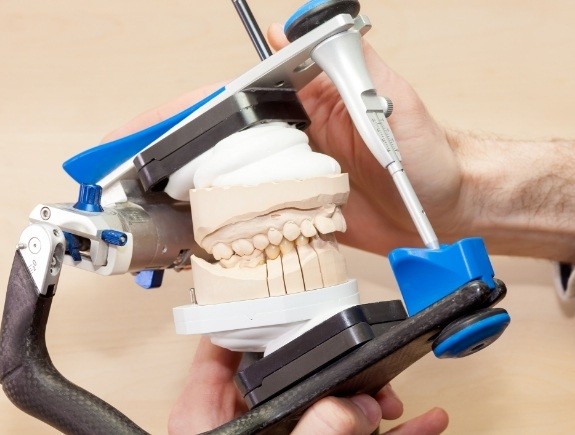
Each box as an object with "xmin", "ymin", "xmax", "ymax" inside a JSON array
[{"xmin": 40, "ymin": 207, "xmax": 51, "ymax": 220}]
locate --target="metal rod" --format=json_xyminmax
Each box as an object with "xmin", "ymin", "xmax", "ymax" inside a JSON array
[{"xmin": 232, "ymin": 0, "xmax": 273, "ymax": 60}]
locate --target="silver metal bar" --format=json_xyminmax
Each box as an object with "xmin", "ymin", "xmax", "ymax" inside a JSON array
[{"xmin": 232, "ymin": 0, "xmax": 272, "ymax": 60}]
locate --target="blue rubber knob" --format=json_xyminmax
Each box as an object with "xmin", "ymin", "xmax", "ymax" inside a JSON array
[
  {"xmin": 101, "ymin": 230, "xmax": 128, "ymax": 247},
  {"xmin": 73, "ymin": 184, "xmax": 103, "ymax": 213}
]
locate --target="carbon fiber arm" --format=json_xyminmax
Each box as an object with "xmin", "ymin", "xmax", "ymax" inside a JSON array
[{"xmin": 0, "ymin": 250, "xmax": 148, "ymax": 435}]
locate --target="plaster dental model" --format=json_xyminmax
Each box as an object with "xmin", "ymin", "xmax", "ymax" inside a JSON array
[{"xmin": 172, "ymin": 122, "xmax": 361, "ymax": 355}]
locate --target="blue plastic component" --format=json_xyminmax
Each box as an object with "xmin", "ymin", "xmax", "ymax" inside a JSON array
[
  {"xmin": 433, "ymin": 311, "xmax": 511, "ymax": 358},
  {"xmin": 284, "ymin": 0, "xmax": 331, "ymax": 33},
  {"xmin": 62, "ymin": 86, "xmax": 225, "ymax": 184},
  {"xmin": 389, "ymin": 237, "xmax": 495, "ymax": 316},
  {"xmin": 63, "ymin": 232, "xmax": 82, "ymax": 262},
  {"xmin": 101, "ymin": 230, "xmax": 128, "ymax": 247},
  {"xmin": 134, "ymin": 270, "xmax": 165, "ymax": 289},
  {"xmin": 73, "ymin": 184, "xmax": 103, "ymax": 213}
]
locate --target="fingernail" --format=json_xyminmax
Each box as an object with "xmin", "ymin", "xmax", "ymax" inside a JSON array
[{"xmin": 350, "ymin": 394, "xmax": 381, "ymax": 425}]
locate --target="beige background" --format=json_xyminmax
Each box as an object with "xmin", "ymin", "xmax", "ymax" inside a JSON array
[{"xmin": 1, "ymin": 0, "xmax": 575, "ymax": 433}]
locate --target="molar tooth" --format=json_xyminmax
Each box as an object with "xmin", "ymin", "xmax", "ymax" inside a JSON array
[
  {"xmin": 240, "ymin": 250, "xmax": 265, "ymax": 268},
  {"xmin": 265, "ymin": 244, "xmax": 280, "ymax": 260},
  {"xmin": 282, "ymin": 221, "xmax": 301, "ymax": 242},
  {"xmin": 252, "ymin": 233, "xmax": 270, "ymax": 251},
  {"xmin": 300, "ymin": 219, "xmax": 317, "ymax": 237},
  {"xmin": 314, "ymin": 215, "xmax": 336, "ymax": 234},
  {"xmin": 268, "ymin": 228, "xmax": 283, "ymax": 245},
  {"xmin": 279, "ymin": 238, "xmax": 294, "ymax": 255},
  {"xmin": 332, "ymin": 207, "xmax": 347, "ymax": 232},
  {"xmin": 231, "ymin": 239, "xmax": 254, "ymax": 256},
  {"xmin": 212, "ymin": 242, "xmax": 234, "ymax": 260},
  {"xmin": 220, "ymin": 254, "xmax": 241, "ymax": 268},
  {"xmin": 295, "ymin": 235, "xmax": 309, "ymax": 246}
]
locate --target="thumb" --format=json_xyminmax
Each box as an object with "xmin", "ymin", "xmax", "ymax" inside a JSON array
[
  {"xmin": 293, "ymin": 394, "xmax": 382, "ymax": 435},
  {"xmin": 267, "ymin": 22, "xmax": 290, "ymax": 51}
]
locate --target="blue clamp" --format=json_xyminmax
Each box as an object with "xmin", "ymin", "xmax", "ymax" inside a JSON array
[
  {"xmin": 63, "ymin": 232, "xmax": 82, "ymax": 262},
  {"xmin": 134, "ymin": 270, "xmax": 164, "ymax": 289},
  {"xmin": 389, "ymin": 237, "xmax": 495, "ymax": 316}
]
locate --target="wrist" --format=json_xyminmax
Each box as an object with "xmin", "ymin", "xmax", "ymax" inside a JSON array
[{"xmin": 450, "ymin": 131, "xmax": 575, "ymax": 262}]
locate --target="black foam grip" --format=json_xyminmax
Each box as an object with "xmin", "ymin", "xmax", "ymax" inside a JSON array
[{"xmin": 0, "ymin": 251, "xmax": 148, "ymax": 435}]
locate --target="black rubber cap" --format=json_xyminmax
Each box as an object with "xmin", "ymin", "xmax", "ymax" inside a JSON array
[{"xmin": 285, "ymin": 0, "xmax": 360, "ymax": 42}]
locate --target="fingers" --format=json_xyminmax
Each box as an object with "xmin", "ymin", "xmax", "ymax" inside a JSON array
[
  {"xmin": 267, "ymin": 22, "xmax": 290, "ymax": 51},
  {"xmin": 168, "ymin": 337, "xmax": 246, "ymax": 435},
  {"xmin": 376, "ymin": 384, "xmax": 404, "ymax": 420},
  {"xmin": 384, "ymin": 407, "xmax": 449, "ymax": 435},
  {"xmin": 293, "ymin": 394, "xmax": 382, "ymax": 435}
]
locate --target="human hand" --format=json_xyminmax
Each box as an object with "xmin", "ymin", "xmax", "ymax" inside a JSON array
[
  {"xmin": 105, "ymin": 26, "xmax": 466, "ymax": 258},
  {"xmin": 168, "ymin": 337, "xmax": 448, "ymax": 435},
  {"xmin": 267, "ymin": 24, "xmax": 466, "ymax": 255}
]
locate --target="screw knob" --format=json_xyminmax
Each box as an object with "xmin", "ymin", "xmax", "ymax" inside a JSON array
[
  {"xmin": 101, "ymin": 230, "xmax": 128, "ymax": 246},
  {"xmin": 73, "ymin": 184, "xmax": 103, "ymax": 213}
]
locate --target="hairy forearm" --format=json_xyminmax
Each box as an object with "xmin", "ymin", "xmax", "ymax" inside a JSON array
[{"xmin": 451, "ymin": 131, "xmax": 575, "ymax": 262}]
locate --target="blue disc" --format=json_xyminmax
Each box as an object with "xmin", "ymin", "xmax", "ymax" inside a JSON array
[
  {"xmin": 284, "ymin": 0, "xmax": 360, "ymax": 42},
  {"xmin": 433, "ymin": 310, "xmax": 510, "ymax": 359}
]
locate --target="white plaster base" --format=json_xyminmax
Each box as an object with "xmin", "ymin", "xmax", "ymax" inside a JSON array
[{"xmin": 172, "ymin": 279, "xmax": 360, "ymax": 353}]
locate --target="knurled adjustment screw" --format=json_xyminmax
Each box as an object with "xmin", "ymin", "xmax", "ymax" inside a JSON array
[
  {"xmin": 382, "ymin": 96, "xmax": 394, "ymax": 118},
  {"xmin": 73, "ymin": 183, "xmax": 104, "ymax": 213}
]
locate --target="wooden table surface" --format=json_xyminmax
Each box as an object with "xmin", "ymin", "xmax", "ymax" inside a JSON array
[{"xmin": 1, "ymin": 1, "xmax": 575, "ymax": 433}]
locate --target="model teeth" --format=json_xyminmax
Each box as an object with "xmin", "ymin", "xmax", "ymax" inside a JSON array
[
  {"xmin": 267, "ymin": 228, "xmax": 283, "ymax": 245},
  {"xmin": 300, "ymin": 219, "xmax": 317, "ymax": 237},
  {"xmin": 265, "ymin": 244, "xmax": 281, "ymax": 260},
  {"xmin": 314, "ymin": 215, "xmax": 336, "ymax": 234},
  {"xmin": 212, "ymin": 242, "xmax": 234, "ymax": 260},
  {"xmin": 231, "ymin": 238, "xmax": 254, "ymax": 256},
  {"xmin": 189, "ymin": 175, "xmax": 351, "ymax": 305},
  {"xmin": 282, "ymin": 221, "xmax": 301, "ymax": 241},
  {"xmin": 252, "ymin": 233, "xmax": 270, "ymax": 251},
  {"xmin": 239, "ymin": 249, "xmax": 265, "ymax": 268},
  {"xmin": 279, "ymin": 238, "xmax": 294, "ymax": 255},
  {"xmin": 295, "ymin": 234, "xmax": 309, "ymax": 246},
  {"xmin": 206, "ymin": 206, "xmax": 347, "ymax": 264},
  {"xmin": 191, "ymin": 234, "xmax": 347, "ymax": 305},
  {"xmin": 220, "ymin": 254, "xmax": 241, "ymax": 268},
  {"xmin": 332, "ymin": 208, "xmax": 347, "ymax": 232}
]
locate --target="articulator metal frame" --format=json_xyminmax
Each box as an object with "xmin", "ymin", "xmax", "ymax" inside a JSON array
[{"xmin": 0, "ymin": 1, "xmax": 510, "ymax": 434}]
